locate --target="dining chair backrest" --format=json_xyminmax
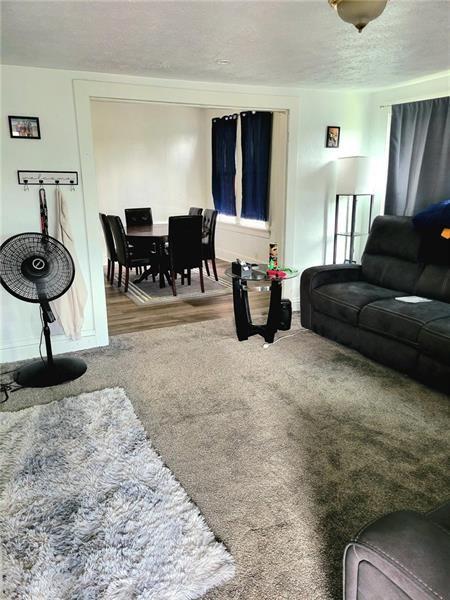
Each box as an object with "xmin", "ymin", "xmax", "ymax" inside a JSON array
[
  {"xmin": 169, "ymin": 215, "xmax": 203, "ymax": 272},
  {"xmin": 202, "ymin": 208, "xmax": 218, "ymax": 258},
  {"xmin": 125, "ymin": 207, "xmax": 153, "ymax": 227},
  {"xmin": 107, "ymin": 215, "xmax": 129, "ymax": 266},
  {"xmin": 99, "ymin": 213, "xmax": 117, "ymax": 261},
  {"xmin": 188, "ymin": 207, "xmax": 203, "ymax": 216}
]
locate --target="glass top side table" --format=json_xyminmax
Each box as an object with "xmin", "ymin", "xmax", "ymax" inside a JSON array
[{"xmin": 224, "ymin": 264, "xmax": 299, "ymax": 343}]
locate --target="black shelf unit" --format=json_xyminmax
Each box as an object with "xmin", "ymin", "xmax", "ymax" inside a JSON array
[{"xmin": 333, "ymin": 194, "xmax": 374, "ymax": 264}]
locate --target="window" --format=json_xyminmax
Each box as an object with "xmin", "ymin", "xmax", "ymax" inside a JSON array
[{"xmin": 211, "ymin": 111, "xmax": 273, "ymax": 227}]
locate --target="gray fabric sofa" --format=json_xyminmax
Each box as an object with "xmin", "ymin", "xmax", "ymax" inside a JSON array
[
  {"xmin": 343, "ymin": 501, "xmax": 450, "ymax": 599},
  {"xmin": 301, "ymin": 216, "xmax": 450, "ymax": 394}
]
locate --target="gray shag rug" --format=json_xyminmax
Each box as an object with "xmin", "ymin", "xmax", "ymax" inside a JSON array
[
  {"xmin": 1, "ymin": 317, "xmax": 449, "ymax": 599},
  {"xmin": 0, "ymin": 388, "xmax": 235, "ymax": 599}
]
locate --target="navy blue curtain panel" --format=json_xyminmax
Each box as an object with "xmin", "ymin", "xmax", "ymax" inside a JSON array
[
  {"xmin": 211, "ymin": 114, "xmax": 238, "ymax": 216},
  {"xmin": 240, "ymin": 111, "xmax": 273, "ymax": 221},
  {"xmin": 385, "ymin": 96, "xmax": 450, "ymax": 216}
]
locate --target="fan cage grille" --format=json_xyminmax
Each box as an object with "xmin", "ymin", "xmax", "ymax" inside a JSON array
[{"xmin": 0, "ymin": 233, "xmax": 75, "ymax": 302}]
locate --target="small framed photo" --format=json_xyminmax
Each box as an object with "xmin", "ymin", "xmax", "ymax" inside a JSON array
[
  {"xmin": 8, "ymin": 116, "xmax": 41, "ymax": 139},
  {"xmin": 326, "ymin": 126, "xmax": 340, "ymax": 148}
]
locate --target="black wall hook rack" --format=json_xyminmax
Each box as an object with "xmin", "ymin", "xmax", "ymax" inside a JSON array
[{"xmin": 18, "ymin": 170, "xmax": 79, "ymax": 188}]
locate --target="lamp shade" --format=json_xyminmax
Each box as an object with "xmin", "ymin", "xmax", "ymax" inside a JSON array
[{"xmin": 336, "ymin": 156, "xmax": 373, "ymax": 195}]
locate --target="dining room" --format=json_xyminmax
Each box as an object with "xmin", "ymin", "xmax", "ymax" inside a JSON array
[{"xmin": 91, "ymin": 98, "xmax": 288, "ymax": 335}]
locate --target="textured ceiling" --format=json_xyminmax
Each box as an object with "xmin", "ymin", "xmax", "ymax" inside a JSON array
[{"xmin": 1, "ymin": 0, "xmax": 449, "ymax": 89}]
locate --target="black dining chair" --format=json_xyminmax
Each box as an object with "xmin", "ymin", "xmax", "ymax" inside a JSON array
[
  {"xmin": 99, "ymin": 213, "xmax": 117, "ymax": 284},
  {"xmin": 107, "ymin": 215, "xmax": 159, "ymax": 293},
  {"xmin": 188, "ymin": 207, "xmax": 203, "ymax": 216},
  {"xmin": 168, "ymin": 215, "xmax": 204, "ymax": 296},
  {"xmin": 202, "ymin": 208, "xmax": 219, "ymax": 281},
  {"xmin": 125, "ymin": 207, "xmax": 153, "ymax": 227}
]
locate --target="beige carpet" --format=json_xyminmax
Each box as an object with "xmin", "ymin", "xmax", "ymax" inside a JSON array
[{"xmin": 1, "ymin": 317, "xmax": 449, "ymax": 599}]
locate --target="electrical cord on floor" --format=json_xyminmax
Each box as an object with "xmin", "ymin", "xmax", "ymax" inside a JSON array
[
  {"xmin": 0, "ymin": 366, "xmax": 21, "ymax": 402},
  {"xmin": 0, "ymin": 310, "xmax": 45, "ymax": 403},
  {"xmin": 0, "ymin": 381, "xmax": 22, "ymax": 403},
  {"xmin": 262, "ymin": 329, "xmax": 307, "ymax": 349},
  {"xmin": 0, "ymin": 367, "xmax": 18, "ymax": 376}
]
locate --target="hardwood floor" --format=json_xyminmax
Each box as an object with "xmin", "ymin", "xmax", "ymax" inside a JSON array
[{"xmin": 106, "ymin": 260, "xmax": 270, "ymax": 336}]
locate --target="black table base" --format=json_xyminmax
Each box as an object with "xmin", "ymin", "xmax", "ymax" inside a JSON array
[
  {"xmin": 131, "ymin": 245, "xmax": 168, "ymax": 288},
  {"xmin": 232, "ymin": 277, "xmax": 282, "ymax": 343}
]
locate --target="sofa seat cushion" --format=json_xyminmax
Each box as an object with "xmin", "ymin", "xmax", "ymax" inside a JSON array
[
  {"xmin": 312, "ymin": 281, "xmax": 401, "ymax": 326},
  {"xmin": 418, "ymin": 318, "xmax": 450, "ymax": 365},
  {"xmin": 360, "ymin": 298, "xmax": 450, "ymax": 347}
]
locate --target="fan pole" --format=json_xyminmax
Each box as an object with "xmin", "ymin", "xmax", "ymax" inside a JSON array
[
  {"xmin": 39, "ymin": 298, "xmax": 56, "ymax": 367},
  {"xmin": 42, "ymin": 312, "xmax": 54, "ymax": 366},
  {"xmin": 14, "ymin": 303, "xmax": 87, "ymax": 387}
]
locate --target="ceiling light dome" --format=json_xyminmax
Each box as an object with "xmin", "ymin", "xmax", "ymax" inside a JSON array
[{"xmin": 329, "ymin": 0, "xmax": 388, "ymax": 32}]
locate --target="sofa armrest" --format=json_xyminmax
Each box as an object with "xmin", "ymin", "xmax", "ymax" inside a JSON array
[
  {"xmin": 344, "ymin": 510, "xmax": 450, "ymax": 600},
  {"xmin": 300, "ymin": 264, "xmax": 361, "ymax": 329}
]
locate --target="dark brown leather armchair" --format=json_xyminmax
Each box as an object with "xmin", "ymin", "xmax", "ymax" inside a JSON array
[{"xmin": 344, "ymin": 501, "xmax": 450, "ymax": 599}]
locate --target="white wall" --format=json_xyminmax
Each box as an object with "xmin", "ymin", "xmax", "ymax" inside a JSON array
[
  {"xmin": 1, "ymin": 63, "xmax": 386, "ymax": 362},
  {"xmin": 91, "ymin": 101, "xmax": 287, "ymax": 266},
  {"xmin": 0, "ymin": 65, "xmax": 302, "ymax": 361},
  {"xmin": 90, "ymin": 88, "xmax": 374, "ymax": 278},
  {"xmin": 91, "ymin": 101, "xmax": 207, "ymax": 224},
  {"xmin": 202, "ymin": 108, "xmax": 288, "ymax": 265},
  {"xmin": 294, "ymin": 74, "xmax": 450, "ymax": 266},
  {"xmin": 1, "ymin": 66, "xmax": 105, "ymax": 362},
  {"xmin": 295, "ymin": 90, "xmax": 372, "ymax": 267}
]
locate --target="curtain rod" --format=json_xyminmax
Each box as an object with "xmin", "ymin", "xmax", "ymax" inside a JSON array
[{"xmin": 379, "ymin": 95, "xmax": 447, "ymax": 109}]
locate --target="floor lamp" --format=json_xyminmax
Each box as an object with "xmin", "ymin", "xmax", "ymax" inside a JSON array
[{"xmin": 333, "ymin": 156, "xmax": 374, "ymax": 264}]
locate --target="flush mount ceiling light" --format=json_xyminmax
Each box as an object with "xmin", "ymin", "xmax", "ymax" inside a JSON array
[{"xmin": 329, "ymin": 0, "xmax": 388, "ymax": 32}]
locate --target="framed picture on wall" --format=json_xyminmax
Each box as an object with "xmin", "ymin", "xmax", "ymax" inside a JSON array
[
  {"xmin": 326, "ymin": 126, "xmax": 340, "ymax": 148},
  {"xmin": 8, "ymin": 116, "xmax": 41, "ymax": 139}
]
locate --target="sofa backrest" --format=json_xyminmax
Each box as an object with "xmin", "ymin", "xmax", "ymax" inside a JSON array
[
  {"xmin": 362, "ymin": 216, "xmax": 450, "ymax": 300},
  {"xmin": 415, "ymin": 265, "xmax": 450, "ymax": 302},
  {"xmin": 362, "ymin": 216, "xmax": 423, "ymax": 293}
]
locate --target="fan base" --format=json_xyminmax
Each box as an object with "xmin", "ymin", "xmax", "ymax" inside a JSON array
[{"xmin": 14, "ymin": 357, "xmax": 87, "ymax": 388}]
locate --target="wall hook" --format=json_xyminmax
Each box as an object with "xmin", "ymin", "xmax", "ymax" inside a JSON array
[{"xmin": 17, "ymin": 171, "xmax": 79, "ymax": 187}]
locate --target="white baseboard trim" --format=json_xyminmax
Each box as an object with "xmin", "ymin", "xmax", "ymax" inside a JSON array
[
  {"xmin": 0, "ymin": 330, "xmax": 107, "ymax": 364},
  {"xmin": 217, "ymin": 221, "xmax": 270, "ymax": 239},
  {"xmin": 216, "ymin": 248, "xmax": 259, "ymax": 264}
]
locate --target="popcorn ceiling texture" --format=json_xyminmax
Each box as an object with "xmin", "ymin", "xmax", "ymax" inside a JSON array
[{"xmin": 2, "ymin": 0, "xmax": 449, "ymax": 87}]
